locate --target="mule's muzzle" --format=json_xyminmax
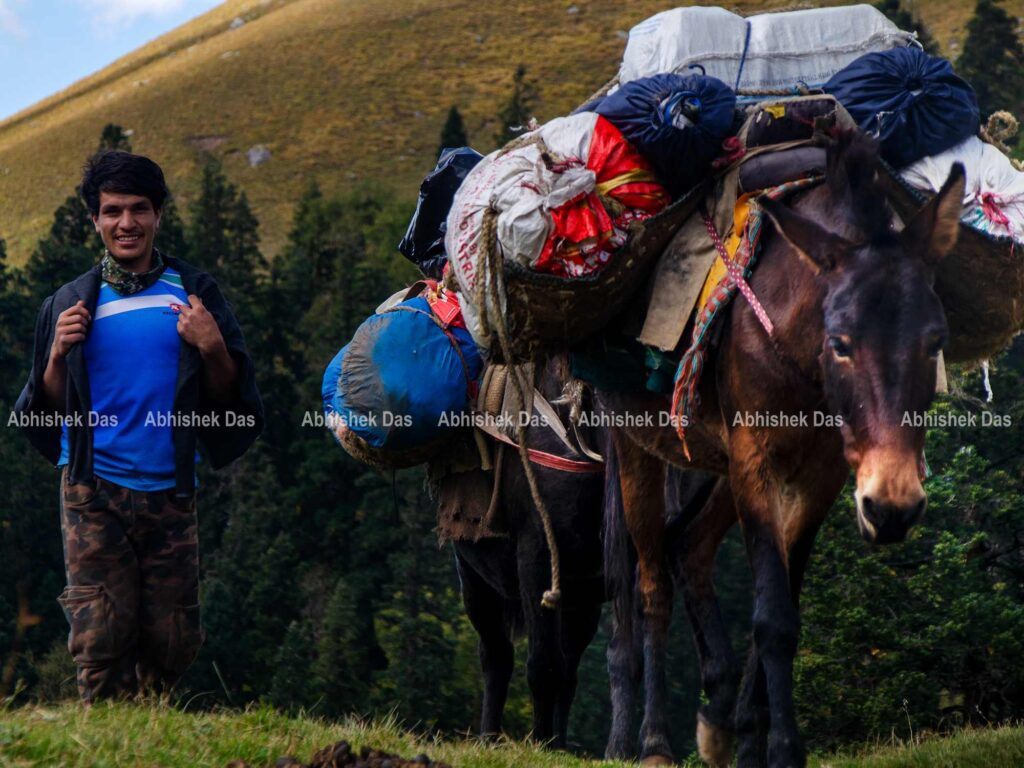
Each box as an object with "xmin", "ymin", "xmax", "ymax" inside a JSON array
[
  {"xmin": 857, "ymin": 494, "xmax": 926, "ymax": 544},
  {"xmin": 854, "ymin": 446, "xmax": 928, "ymax": 544}
]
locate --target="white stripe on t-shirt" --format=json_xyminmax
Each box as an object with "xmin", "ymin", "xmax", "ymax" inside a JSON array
[{"xmin": 94, "ymin": 294, "xmax": 187, "ymax": 321}]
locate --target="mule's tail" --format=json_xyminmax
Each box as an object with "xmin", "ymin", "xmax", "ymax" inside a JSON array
[{"xmin": 602, "ymin": 427, "xmax": 638, "ymax": 652}]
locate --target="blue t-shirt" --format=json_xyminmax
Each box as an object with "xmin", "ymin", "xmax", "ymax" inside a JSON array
[{"xmin": 58, "ymin": 268, "xmax": 190, "ymax": 491}]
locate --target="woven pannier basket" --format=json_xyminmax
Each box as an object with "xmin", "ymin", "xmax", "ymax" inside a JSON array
[
  {"xmin": 493, "ymin": 179, "xmax": 710, "ymax": 362},
  {"xmin": 332, "ymin": 422, "xmax": 453, "ymax": 471},
  {"xmin": 878, "ymin": 162, "xmax": 1023, "ymax": 364}
]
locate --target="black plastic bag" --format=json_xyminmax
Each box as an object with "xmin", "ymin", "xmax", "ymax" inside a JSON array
[{"xmin": 398, "ymin": 147, "xmax": 483, "ymax": 279}]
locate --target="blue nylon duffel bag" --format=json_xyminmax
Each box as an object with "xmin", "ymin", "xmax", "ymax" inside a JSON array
[{"xmin": 824, "ymin": 47, "xmax": 979, "ymax": 168}]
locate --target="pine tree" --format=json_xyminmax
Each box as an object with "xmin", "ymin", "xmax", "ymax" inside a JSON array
[
  {"xmin": 187, "ymin": 159, "xmax": 234, "ymax": 272},
  {"xmin": 98, "ymin": 124, "xmax": 132, "ymax": 152},
  {"xmin": 371, "ymin": 476, "xmax": 469, "ymax": 731},
  {"xmin": 186, "ymin": 157, "xmax": 267, "ymax": 333},
  {"xmin": 494, "ymin": 65, "xmax": 538, "ymax": 148},
  {"xmin": 154, "ymin": 195, "xmax": 188, "ymax": 259},
  {"xmin": 874, "ymin": 0, "xmax": 939, "ymax": 55},
  {"xmin": 438, "ymin": 106, "xmax": 469, "ymax": 156},
  {"xmin": 185, "ymin": 446, "xmax": 298, "ymax": 702},
  {"xmin": 958, "ymin": 0, "xmax": 1024, "ymax": 125},
  {"xmin": 0, "ymin": 122, "xmax": 158, "ymax": 703},
  {"xmin": 0, "ymin": 237, "xmax": 33, "ymax": 400},
  {"xmin": 274, "ymin": 181, "xmax": 325, "ymax": 325},
  {"xmin": 22, "ymin": 194, "xmax": 101, "ymax": 308},
  {"xmin": 270, "ymin": 620, "xmax": 316, "ymax": 711},
  {"xmin": 312, "ymin": 577, "xmax": 376, "ymax": 715}
]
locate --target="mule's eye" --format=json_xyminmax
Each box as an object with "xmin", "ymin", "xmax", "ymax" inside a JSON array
[
  {"xmin": 927, "ymin": 335, "xmax": 947, "ymax": 358},
  {"xmin": 829, "ymin": 336, "xmax": 853, "ymax": 359}
]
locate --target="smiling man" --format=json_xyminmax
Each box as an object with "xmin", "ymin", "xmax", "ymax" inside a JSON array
[{"xmin": 14, "ymin": 151, "xmax": 264, "ymax": 703}]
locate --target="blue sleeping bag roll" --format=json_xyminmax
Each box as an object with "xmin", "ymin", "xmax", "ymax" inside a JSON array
[
  {"xmin": 593, "ymin": 73, "xmax": 737, "ymax": 195},
  {"xmin": 824, "ymin": 48, "xmax": 979, "ymax": 168},
  {"xmin": 322, "ymin": 297, "xmax": 482, "ymax": 450}
]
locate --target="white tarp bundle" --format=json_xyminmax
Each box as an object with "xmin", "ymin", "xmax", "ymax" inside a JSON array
[
  {"xmin": 901, "ymin": 136, "xmax": 1024, "ymax": 244},
  {"xmin": 445, "ymin": 112, "xmax": 601, "ymax": 344},
  {"xmin": 618, "ymin": 4, "xmax": 914, "ymax": 94}
]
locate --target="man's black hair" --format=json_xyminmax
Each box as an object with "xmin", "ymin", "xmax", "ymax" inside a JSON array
[{"xmin": 81, "ymin": 150, "xmax": 168, "ymax": 216}]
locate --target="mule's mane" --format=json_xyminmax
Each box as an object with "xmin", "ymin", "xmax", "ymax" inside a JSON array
[{"xmin": 825, "ymin": 130, "xmax": 892, "ymax": 242}]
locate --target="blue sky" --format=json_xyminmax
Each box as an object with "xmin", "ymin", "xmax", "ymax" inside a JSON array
[{"xmin": 0, "ymin": 0, "xmax": 223, "ymax": 121}]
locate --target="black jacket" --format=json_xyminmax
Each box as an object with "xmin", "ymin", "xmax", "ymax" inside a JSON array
[{"xmin": 14, "ymin": 255, "xmax": 264, "ymax": 495}]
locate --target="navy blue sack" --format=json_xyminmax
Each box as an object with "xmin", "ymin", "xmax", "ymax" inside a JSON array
[
  {"xmin": 593, "ymin": 73, "xmax": 736, "ymax": 194},
  {"xmin": 571, "ymin": 96, "xmax": 603, "ymax": 115},
  {"xmin": 399, "ymin": 147, "xmax": 483, "ymax": 279},
  {"xmin": 824, "ymin": 48, "xmax": 979, "ymax": 168}
]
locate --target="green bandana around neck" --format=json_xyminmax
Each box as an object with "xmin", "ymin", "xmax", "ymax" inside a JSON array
[{"xmin": 100, "ymin": 249, "xmax": 165, "ymax": 295}]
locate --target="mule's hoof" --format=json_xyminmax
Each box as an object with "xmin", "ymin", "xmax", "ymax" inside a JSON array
[
  {"xmin": 697, "ymin": 713, "xmax": 734, "ymax": 768},
  {"xmin": 639, "ymin": 756, "xmax": 674, "ymax": 767}
]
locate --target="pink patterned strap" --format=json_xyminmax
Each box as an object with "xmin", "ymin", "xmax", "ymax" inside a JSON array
[
  {"xmin": 700, "ymin": 205, "xmax": 775, "ymax": 337},
  {"xmin": 980, "ymin": 192, "xmax": 1014, "ymax": 237}
]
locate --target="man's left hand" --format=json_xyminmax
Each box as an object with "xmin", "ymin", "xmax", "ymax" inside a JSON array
[{"xmin": 177, "ymin": 294, "xmax": 225, "ymax": 355}]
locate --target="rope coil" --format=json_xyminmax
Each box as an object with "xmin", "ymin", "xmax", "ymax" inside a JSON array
[{"xmin": 980, "ymin": 111, "xmax": 1023, "ymax": 172}]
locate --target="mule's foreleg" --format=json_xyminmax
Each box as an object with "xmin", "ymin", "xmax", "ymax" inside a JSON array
[
  {"xmin": 733, "ymin": 471, "xmax": 844, "ymax": 767},
  {"xmin": 555, "ymin": 595, "xmax": 603, "ymax": 747},
  {"xmin": 612, "ymin": 429, "xmax": 673, "ymax": 765},
  {"xmin": 517, "ymin": 540, "xmax": 567, "ymax": 747},
  {"xmin": 735, "ymin": 642, "xmax": 770, "ymax": 767},
  {"xmin": 673, "ymin": 477, "xmax": 741, "ymax": 768},
  {"xmin": 749, "ymin": 523, "xmax": 807, "ymax": 768},
  {"xmin": 455, "ymin": 549, "xmax": 514, "ymax": 739},
  {"xmin": 730, "ymin": 433, "xmax": 805, "ymax": 768}
]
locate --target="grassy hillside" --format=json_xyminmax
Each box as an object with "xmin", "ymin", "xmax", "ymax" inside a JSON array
[
  {"xmin": 0, "ymin": 0, "xmax": 1019, "ymax": 263},
  {"xmin": 0, "ymin": 703, "xmax": 1022, "ymax": 767}
]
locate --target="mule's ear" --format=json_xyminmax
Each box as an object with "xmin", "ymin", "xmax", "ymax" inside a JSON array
[
  {"xmin": 759, "ymin": 196, "xmax": 852, "ymax": 274},
  {"xmin": 901, "ymin": 162, "xmax": 966, "ymax": 267}
]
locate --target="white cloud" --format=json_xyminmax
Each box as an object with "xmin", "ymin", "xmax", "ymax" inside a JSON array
[
  {"xmin": 75, "ymin": 0, "xmax": 193, "ymax": 26},
  {"xmin": 0, "ymin": 0, "xmax": 24, "ymax": 36}
]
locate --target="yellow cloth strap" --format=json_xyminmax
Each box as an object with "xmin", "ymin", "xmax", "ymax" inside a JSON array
[
  {"xmin": 694, "ymin": 192, "xmax": 756, "ymax": 313},
  {"xmin": 595, "ymin": 167, "xmax": 659, "ymax": 196}
]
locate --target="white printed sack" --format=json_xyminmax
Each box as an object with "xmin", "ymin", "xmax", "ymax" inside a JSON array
[
  {"xmin": 619, "ymin": 4, "xmax": 914, "ymax": 94},
  {"xmin": 901, "ymin": 136, "xmax": 1024, "ymax": 244},
  {"xmin": 445, "ymin": 113, "xmax": 601, "ymax": 345}
]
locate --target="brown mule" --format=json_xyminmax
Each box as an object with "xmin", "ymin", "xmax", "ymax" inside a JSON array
[{"xmin": 599, "ymin": 132, "xmax": 966, "ymax": 767}]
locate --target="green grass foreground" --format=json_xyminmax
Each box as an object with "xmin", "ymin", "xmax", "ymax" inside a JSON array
[{"xmin": 0, "ymin": 703, "xmax": 1021, "ymax": 768}]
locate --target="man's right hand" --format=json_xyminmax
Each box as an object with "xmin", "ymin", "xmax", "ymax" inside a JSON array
[{"xmin": 51, "ymin": 300, "xmax": 91, "ymax": 360}]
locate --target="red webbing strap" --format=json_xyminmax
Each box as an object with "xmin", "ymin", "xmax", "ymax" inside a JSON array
[{"xmin": 476, "ymin": 421, "xmax": 604, "ymax": 474}]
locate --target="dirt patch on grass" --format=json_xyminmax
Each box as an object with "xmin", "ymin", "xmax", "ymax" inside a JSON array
[{"xmin": 228, "ymin": 739, "xmax": 453, "ymax": 768}]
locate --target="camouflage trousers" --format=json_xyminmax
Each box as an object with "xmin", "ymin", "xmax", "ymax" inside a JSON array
[{"xmin": 58, "ymin": 469, "xmax": 204, "ymax": 703}]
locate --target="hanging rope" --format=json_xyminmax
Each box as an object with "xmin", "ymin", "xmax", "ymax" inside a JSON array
[{"xmin": 475, "ymin": 207, "xmax": 562, "ymax": 610}]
